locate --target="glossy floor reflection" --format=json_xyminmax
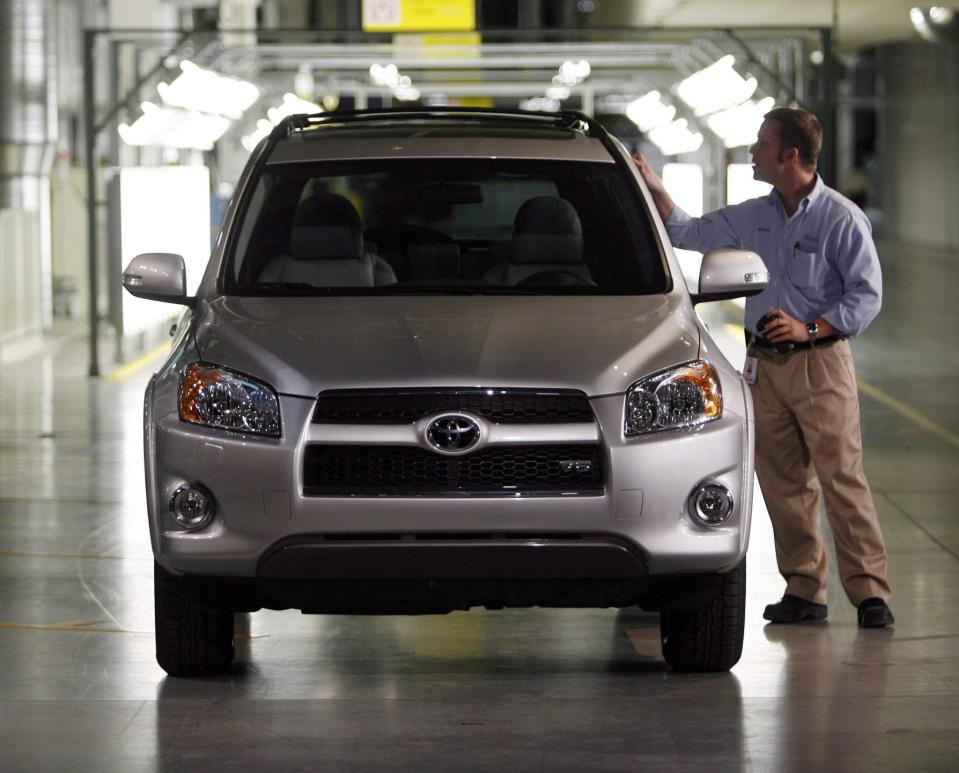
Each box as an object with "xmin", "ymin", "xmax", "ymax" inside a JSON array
[{"xmin": 1, "ymin": 239, "xmax": 958, "ymax": 771}]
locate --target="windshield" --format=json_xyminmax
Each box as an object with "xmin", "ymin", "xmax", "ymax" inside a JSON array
[{"xmin": 225, "ymin": 157, "xmax": 669, "ymax": 296}]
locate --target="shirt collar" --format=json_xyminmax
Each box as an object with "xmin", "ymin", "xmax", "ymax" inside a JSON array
[{"xmin": 768, "ymin": 173, "xmax": 825, "ymax": 214}]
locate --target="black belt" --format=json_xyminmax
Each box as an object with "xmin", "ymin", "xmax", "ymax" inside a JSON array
[{"xmin": 747, "ymin": 333, "xmax": 845, "ymax": 353}]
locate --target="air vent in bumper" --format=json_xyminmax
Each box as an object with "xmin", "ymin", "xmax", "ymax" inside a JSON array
[{"xmin": 302, "ymin": 443, "xmax": 604, "ymax": 496}]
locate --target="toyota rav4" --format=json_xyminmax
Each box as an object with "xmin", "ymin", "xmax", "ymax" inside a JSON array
[{"xmin": 122, "ymin": 108, "xmax": 768, "ymax": 676}]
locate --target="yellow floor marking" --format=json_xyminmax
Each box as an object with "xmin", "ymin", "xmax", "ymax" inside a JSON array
[
  {"xmin": 0, "ymin": 550, "xmax": 130, "ymax": 560},
  {"xmin": 0, "ymin": 622, "xmax": 140, "ymax": 634},
  {"xmin": 0, "ymin": 622, "xmax": 268, "ymax": 639},
  {"xmin": 857, "ymin": 378, "xmax": 959, "ymax": 450},
  {"xmin": 102, "ymin": 341, "xmax": 170, "ymax": 383}
]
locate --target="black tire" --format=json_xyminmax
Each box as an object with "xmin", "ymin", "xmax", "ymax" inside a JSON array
[
  {"xmin": 660, "ymin": 557, "xmax": 746, "ymax": 673},
  {"xmin": 154, "ymin": 561, "xmax": 234, "ymax": 677}
]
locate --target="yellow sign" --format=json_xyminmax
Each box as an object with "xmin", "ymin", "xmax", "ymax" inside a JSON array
[{"xmin": 362, "ymin": 0, "xmax": 476, "ymax": 32}]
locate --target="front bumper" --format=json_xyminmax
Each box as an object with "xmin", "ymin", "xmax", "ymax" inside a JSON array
[{"xmin": 145, "ymin": 380, "xmax": 753, "ymax": 579}]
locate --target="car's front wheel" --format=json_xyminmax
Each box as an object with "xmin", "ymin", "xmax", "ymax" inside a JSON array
[
  {"xmin": 154, "ymin": 561, "xmax": 235, "ymax": 677},
  {"xmin": 660, "ymin": 557, "xmax": 746, "ymax": 673}
]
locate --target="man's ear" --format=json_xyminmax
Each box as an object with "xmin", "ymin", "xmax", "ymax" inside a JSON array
[{"xmin": 783, "ymin": 146, "xmax": 801, "ymax": 165}]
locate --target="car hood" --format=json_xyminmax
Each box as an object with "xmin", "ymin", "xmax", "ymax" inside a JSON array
[{"xmin": 194, "ymin": 294, "xmax": 700, "ymax": 397}]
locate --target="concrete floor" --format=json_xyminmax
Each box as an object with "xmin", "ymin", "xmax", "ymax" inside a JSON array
[{"xmin": 1, "ymin": 238, "xmax": 957, "ymax": 771}]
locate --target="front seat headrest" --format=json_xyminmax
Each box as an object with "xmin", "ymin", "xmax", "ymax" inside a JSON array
[
  {"xmin": 289, "ymin": 193, "xmax": 364, "ymax": 260},
  {"xmin": 511, "ymin": 196, "xmax": 583, "ymax": 264}
]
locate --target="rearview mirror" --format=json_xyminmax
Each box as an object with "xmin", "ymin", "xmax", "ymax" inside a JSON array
[
  {"xmin": 121, "ymin": 253, "xmax": 194, "ymax": 306},
  {"xmin": 692, "ymin": 249, "xmax": 768, "ymax": 304}
]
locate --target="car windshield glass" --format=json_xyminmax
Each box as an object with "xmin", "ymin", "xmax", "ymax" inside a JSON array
[{"xmin": 225, "ymin": 157, "xmax": 668, "ymax": 295}]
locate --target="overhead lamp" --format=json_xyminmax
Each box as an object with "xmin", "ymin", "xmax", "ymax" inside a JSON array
[
  {"xmin": 648, "ymin": 119, "xmax": 704, "ymax": 156},
  {"xmin": 266, "ymin": 93, "xmax": 322, "ymax": 125},
  {"xmin": 393, "ymin": 85, "xmax": 421, "ymax": 101},
  {"xmin": 157, "ymin": 61, "xmax": 259, "ymax": 119},
  {"xmin": 241, "ymin": 93, "xmax": 323, "ymax": 152},
  {"xmin": 370, "ymin": 62, "xmax": 401, "ymax": 87},
  {"xmin": 676, "ymin": 55, "xmax": 757, "ymax": 117},
  {"xmin": 910, "ymin": 7, "xmax": 959, "ymax": 42},
  {"xmin": 706, "ymin": 97, "xmax": 776, "ymax": 148},
  {"xmin": 554, "ymin": 59, "xmax": 591, "ymax": 86},
  {"xmin": 118, "ymin": 102, "xmax": 231, "ymax": 150},
  {"xmin": 241, "ymin": 119, "xmax": 274, "ymax": 153},
  {"xmin": 293, "ymin": 64, "xmax": 314, "ymax": 102},
  {"xmin": 625, "ymin": 91, "xmax": 677, "ymax": 133},
  {"xmin": 910, "ymin": 7, "xmax": 934, "ymax": 38},
  {"xmin": 369, "ymin": 63, "xmax": 420, "ymax": 101},
  {"xmin": 520, "ymin": 96, "xmax": 562, "ymax": 112}
]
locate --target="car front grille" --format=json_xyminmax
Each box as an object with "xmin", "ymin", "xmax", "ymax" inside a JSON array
[
  {"xmin": 312, "ymin": 388, "xmax": 595, "ymax": 424},
  {"xmin": 303, "ymin": 443, "xmax": 604, "ymax": 496}
]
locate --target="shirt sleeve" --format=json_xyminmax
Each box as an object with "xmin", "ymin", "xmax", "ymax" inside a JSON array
[
  {"xmin": 820, "ymin": 212, "xmax": 882, "ymax": 337},
  {"xmin": 665, "ymin": 205, "xmax": 745, "ymax": 252}
]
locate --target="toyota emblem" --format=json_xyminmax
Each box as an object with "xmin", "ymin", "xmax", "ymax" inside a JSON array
[{"xmin": 425, "ymin": 414, "xmax": 481, "ymax": 454}]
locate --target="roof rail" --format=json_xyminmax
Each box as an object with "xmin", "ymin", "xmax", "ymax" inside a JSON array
[{"xmin": 269, "ymin": 107, "xmax": 600, "ymax": 140}]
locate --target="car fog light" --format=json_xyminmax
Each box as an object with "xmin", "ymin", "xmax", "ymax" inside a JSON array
[
  {"xmin": 170, "ymin": 483, "xmax": 215, "ymax": 530},
  {"xmin": 688, "ymin": 483, "xmax": 733, "ymax": 526}
]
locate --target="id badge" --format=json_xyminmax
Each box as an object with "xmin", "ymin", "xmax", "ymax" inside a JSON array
[{"xmin": 743, "ymin": 355, "xmax": 759, "ymax": 385}]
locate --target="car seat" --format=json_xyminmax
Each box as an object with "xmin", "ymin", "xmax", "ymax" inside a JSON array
[
  {"xmin": 258, "ymin": 193, "xmax": 396, "ymax": 286},
  {"xmin": 482, "ymin": 196, "xmax": 593, "ymax": 286}
]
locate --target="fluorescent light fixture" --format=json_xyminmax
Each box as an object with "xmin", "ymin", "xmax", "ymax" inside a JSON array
[
  {"xmin": 120, "ymin": 166, "xmax": 210, "ymax": 336},
  {"xmin": 520, "ymin": 97, "xmax": 561, "ymax": 112},
  {"xmin": 157, "ymin": 61, "xmax": 259, "ymax": 119},
  {"xmin": 910, "ymin": 7, "xmax": 934, "ymax": 38},
  {"xmin": 727, "ymin": 163, "xmax": 772, "ymax": 205},
  {"xmin": 929, "ymin": 6, "xmax": 955, "ymax": 24},
  {"xmin": 393, "ymin": 86, "xmax": 421, "ymax": 101},
  {"xmin": 706, "ymin": 97, "xmax": 776, "ymax": 148},
  {"xmin": 648, "ymin": 119, "xmax": 704, "ymax": 156},
  {"xmin": 118, "ymin": 102, "xmax": 231, "ymax": 150},
  {"xmin": 910, "ymin": 6, "xmax": 959, "ymax": 40},
  {"xmin": 370, "ymin": 62, "xmax": 400, "ymax": 87},
  {"xmin": 241, "ymin": 93, "xmax": 323, "ymax": 152},
  {"xmin": 370, "ymin": 63, "xmax": 420, "ymax": 101},
  {"xmin": 676, "ymin": 55, "xmax": 758, "ymax": 117},
  {"xmin": 241, "ymin": 119, "xmax": 274, "ymax": 152},
  {"xmin": 556, "ymin": 59, "xmax": 591, "ymax": 85},
  {"xmin": 266, "ymin": 93, "xmax": 322, "ymax": 125},
  {"xmin": 625, "ymin": 91, "xmax": 676, "ymax": 133},
  {"xmin": 293, "ymin": 64, "xmax": 314, "ymax": 101}
]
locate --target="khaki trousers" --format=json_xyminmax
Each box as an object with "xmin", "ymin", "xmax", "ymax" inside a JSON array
[{"xmin": 750, "ymin": 339, "xmax": 891, "ymax": 606}]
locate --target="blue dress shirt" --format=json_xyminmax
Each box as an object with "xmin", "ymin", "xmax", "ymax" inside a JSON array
[{"xmin": 666, "ymin": 175, "xmax": 882, "ymax": 337}]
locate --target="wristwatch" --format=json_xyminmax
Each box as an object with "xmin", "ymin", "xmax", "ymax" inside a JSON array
[{"xmin": 806, "ymin": 321, "xmax": 819, "ymax": 344}]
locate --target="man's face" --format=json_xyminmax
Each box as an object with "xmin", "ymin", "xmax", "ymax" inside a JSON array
[{"xmin": 749, "ymin": 120, "xmax": 787, "ymax": 185}]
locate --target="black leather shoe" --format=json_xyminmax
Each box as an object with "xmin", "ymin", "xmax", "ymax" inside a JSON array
[
  {"xmin": 858, "ymin": 597, "xmax": 894, "ymax": 628},
  {"xmin": 763, "ymin": 594, "xmax": 828, "ymax": 623}
]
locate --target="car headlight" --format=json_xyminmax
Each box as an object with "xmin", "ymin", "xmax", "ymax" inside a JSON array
[
  {"xmin": 179, "ymin": 362, "xmax": 281, "ymax": 437},
  {"xmin": 624, "ymin": 360, "xmax": 722, "ymax": 436}
]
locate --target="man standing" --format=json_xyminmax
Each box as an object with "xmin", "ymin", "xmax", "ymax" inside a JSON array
[{"xmin": 634, "ymin": 107, "xmax": 893, "ymax": 627}]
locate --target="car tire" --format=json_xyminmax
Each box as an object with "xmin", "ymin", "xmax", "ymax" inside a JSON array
[
  {"xmin": 154, "ymin": 561, "xmax": 235, "ymax": 677},
  {"xmin": 660, "ymin": 557, "xmax": 746, "ymax": 673}
]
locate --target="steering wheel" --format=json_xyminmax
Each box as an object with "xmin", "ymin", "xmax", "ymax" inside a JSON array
[{"xmin": 516, "ymin": 269, "xmax": 594, "ymax": 287}]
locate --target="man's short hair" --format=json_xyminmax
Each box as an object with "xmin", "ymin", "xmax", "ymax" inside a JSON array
[{"xmin": 764, "ymin": 107, "xmax": 822, "ymax": 169}]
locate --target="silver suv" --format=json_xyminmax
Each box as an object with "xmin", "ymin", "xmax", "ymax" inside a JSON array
[{"xmin": 123, "ymin": 108, "xmax": 768, "ymax": 676}]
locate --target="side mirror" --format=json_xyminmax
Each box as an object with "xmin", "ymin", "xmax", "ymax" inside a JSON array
[
  {"xmin": 121, "ymin": 253, "xmax": 194, "ymax": 306},
  {"xmin": 692, "ymin": 249, "xmax": 769, "ymax": 304}
]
